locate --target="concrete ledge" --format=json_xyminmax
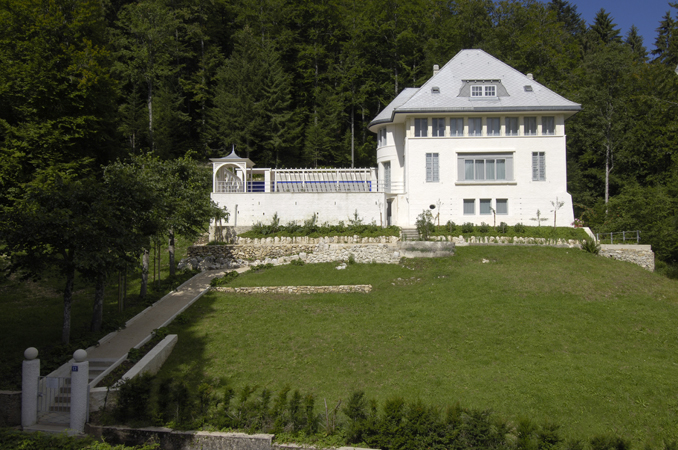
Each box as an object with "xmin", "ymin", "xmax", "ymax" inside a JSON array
[
  {"xmin": 398, "ymin": 241, "xmax": 455, "ymax": 258},
  {"xmin": 89, "ymin": 335, "xmax": 178, "ymax": 412},
  {"xmin": 0, "ymin": 390, "xmax": 21, "ymax": 426},
  {"xmin": 212, "ymin": 285, "xmax": 372, "ymax": 294}
]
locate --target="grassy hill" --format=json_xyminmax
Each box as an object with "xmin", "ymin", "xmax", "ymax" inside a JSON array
[{"xmin": 159, "ymin": 246, "xmax": 678, "ymax": 446}]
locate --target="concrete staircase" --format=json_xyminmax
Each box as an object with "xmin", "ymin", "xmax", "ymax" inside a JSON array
[{"xmin": 400, "ymin": 228, "xmax": 420, "ymax": 241}]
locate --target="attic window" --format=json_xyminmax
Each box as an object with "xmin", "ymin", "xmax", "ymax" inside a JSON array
[
  {"xmin": 524, "ymin": 85, "xmax": 533, "ymax": 92},
  {"xmin": 471, "ymin": 85, "xmax": 496, "ymax": 97},
  {"xmin": 431, "ymin": 86, "xmax": 440, "ymax": 94}
]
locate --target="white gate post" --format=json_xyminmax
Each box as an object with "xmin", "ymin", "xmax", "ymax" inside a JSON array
[
  {"xmin": 70, "ymin": 349, "xmax": 89, "ymax": 433},
  {"xmin": 21, "ymin": 347, "xmax": 39, "ymax": 428}
]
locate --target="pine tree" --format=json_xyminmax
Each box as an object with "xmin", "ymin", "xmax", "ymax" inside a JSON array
[
  {"xmin": 652, "ymin": 8, "xmax": 678, "ymax": 66},
  {"xmin": 625, "ymin": 25, "xmax": 648, "ymax": 62},
  {"xmin": 547, "ymin": 0, "xmax": 586, "ymax": 38},
  {"xmin": 589, "ymin": 9, "xmax": 622, "ymax": 45}
]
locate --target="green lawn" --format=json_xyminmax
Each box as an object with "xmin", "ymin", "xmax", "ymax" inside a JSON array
[
  {"xmin": 161, "ymin": 247, "xmax": 678, "ymax": 446},
  {"xmin": 0, "ymin": 236, "xmax": 195, "ymax": 390}
]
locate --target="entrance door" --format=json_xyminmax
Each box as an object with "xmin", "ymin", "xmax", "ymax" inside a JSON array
[{"xmin": 387, "ymin": 199, "xmax": 393, "ymax": 226}]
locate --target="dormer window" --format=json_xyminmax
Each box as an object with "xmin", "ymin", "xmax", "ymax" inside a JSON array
[{"xmin": 471, "ymin": 85, "xmax": 496, "ymax": 97}]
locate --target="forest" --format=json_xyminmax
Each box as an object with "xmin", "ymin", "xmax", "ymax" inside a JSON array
[{"xmin": 2, "ymin": 0, "xmax": 678, "ymax": 332}]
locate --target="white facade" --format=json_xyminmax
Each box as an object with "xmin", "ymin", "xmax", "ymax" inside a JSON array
[
  {"xmin": 210, "ymin": 50, "xmax": 580, "ymax": 229},
  {"xmin": 369, "ymin": 49, "xmax": 580, "ymax": 227}
]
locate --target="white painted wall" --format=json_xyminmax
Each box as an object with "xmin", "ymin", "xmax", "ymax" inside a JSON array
[{"xmin": 211, "ymin": 192, "xmax": 386, "ymax": 227}]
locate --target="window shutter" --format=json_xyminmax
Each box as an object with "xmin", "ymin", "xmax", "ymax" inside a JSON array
[
  {"xmin": 532, "ymin": 153, "xmax": 538, "ymax": 180},
  {"xmin": 506, "ymin": 157, "xmax": 513, "ymax": 180},
  {"xmin": 539, "ymin": 153, "xmax": 545, "ymax": 180}
]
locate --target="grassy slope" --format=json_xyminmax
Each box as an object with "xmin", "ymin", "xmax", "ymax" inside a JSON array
[
  {"xmin": 161, "ymin": 247, "xmax": 678, "ymax": 445},
  {"xmin": 0, "ymin": 236, "xmax": 194, "ymax": 390}
]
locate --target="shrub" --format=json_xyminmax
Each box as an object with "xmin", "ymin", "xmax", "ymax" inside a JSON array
[
  {"xmin": 497, "ymin": 222, "xmax": 508, "ymax": 234},
  {"xmin": 210, "ymin": 270, "xmax": 239, "ymax": 287},
  {"xmin": 446, "ymin": 220, "xmax": 457, "ymax": 234},
  {"xmin": 290, "ymin": 258, "xmax": 305, "ymax": 266},
  {"xmin": 461, "ymin": 222, "xmax": 475, "ymax": 233},
  {"xmin": 115, "ymin": 373, "xmax": 154, "ymax": 422},
  {"xmin": 581, "ymin": 239, "xmax": 601, "ymax": 255},
  {"xmin": 478, "ymin": 222, "xmax": 490, "ymax": 233},
  {"xmin": 348, "ymin": 254, "xmax": 356, "ymax": 265},
  {"xmin": 415, "ymin": 210, "xmax": 435, "ymax": 240},
  {"xmin": 514, "ymin": 222, "xmax": 526, "ymax": 233}
]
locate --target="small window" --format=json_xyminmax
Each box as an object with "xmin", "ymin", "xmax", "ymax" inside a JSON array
[
  {"xmin": 542, "ymin": 116, "xmax": 555, "ymax": 135},
  {"xmin": 506, "ymin": 117, "xmax": 519, "ymax": 136},
  {"xmin": 383, "ymin": 161, "xmax": 391, "ymax": 191},
  {"xmin": 496, "ymin": 199, "xmax": 508, "ymax": 215},
  {"xmin": 431, "ymin": 86, "xmax": 440, "ymax": 94},
  {"xmin": 487, "ymin": 118, "xmax": 500, "ymax": 136},
  {"xmin": 469, "ymin": 118, "xmax": 482, "ymax": 136},
  {"xmin": 480, "ymin": 199, "xmax": 492, "ymax": 215},
  {"xmin": 532, "ymin": 152, "xmax": 545, "ymax": 181},
  {"xmin": 426, "ymin": 153, "xmax": 439, "ymax": 182},
  {"xmin": 524, "ymin": 117, "xmax": 537, "ymax": 136},
  {"xmin": 524, "ymin": 85, "xmax": 533, "ymax": 92},
  {"xmin": 463, "ymin": 199, "xmax": 475, "ymax": 215},
  {"xmin": 484, "ymin": 85, "xmax": 496, "ymax": 97},
  {"xmin": 450, "ymin": 118, "xmax": 464, "ymax": 136},
  {"xmin": 471, "ymin": 86, "xmax": 483, "ymax": 97},
  {"xmin": 432, "ymin": 118, "xmax": 445, "ymax": 137},
  {"xmin": 415, "ymin": 118, "xmax": 428, "ymax": 137}
]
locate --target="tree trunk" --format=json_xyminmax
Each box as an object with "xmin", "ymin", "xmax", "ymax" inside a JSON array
[
  {"xmin": 61, "ymin": 258, "xmax": 75, "ymax": 344},
  {"xmin": 169, "ymin": 229, "xmax": 175, "ymax": 277},
  {"xmin": 91, "ymin": 273, "xmax": 105, "ymax": 332},
  {"xmin": 140, "ymin": 248, "xmax": 149, "ymax": 298}
]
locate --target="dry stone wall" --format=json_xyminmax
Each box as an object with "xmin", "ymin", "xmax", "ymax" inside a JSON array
[
  {"xmin": 600, "ymin": 245, "xmax": 654, "ymax": 271},
  {"xmin": 212, "ymin": 285, "xmax": 372, "ymax": 294}
]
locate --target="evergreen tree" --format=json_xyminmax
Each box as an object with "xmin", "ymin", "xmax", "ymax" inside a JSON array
[
  {"xmin": 625, "ymin": 25, "xmax": 648, "ymax": 63},
  {"xmin": 652, "ymin": 8, "xmax": 678, "ymax": 66},
  {"xmin": 547, "ymin": 0, "xmax": 586, "ymax": 38},
  {"xmin": 589, "ymin": 9, "xmax": 622, "ymax": 45}
]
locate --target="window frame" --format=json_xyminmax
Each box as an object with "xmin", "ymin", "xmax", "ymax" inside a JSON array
[
  {"xmin": 524, "ymin": 117, "xmax": 537, "ymax": 136},
  {"xmin": 426, "ymin": 153, "xmax": 439, "ymax": 183},
  {"xmin": 458, "ymin": 153, "xmax": 513, "ymax": 182},
  {"xmin": 468, "ymin": 117, "xmax": 482, "ymax": 136},
  {"xmin": 542, "ymin": 116, "xmax": 555, "ymax": 135},
  {"xmin": 505, "ymin": 117, "xmax": 519, "ymax": 136},
  {"xmin": 463, "ymin": 199, "xmax": 475, "ymax": 215},
  {"xmin": 496, "ymin": 199, "xmax": 508, "ymax": 215},
  {"xmin": 479, "ymin": 199, "xmax": 492, "ymax": 215},
  {"xmin": 470, "ymin": 85, "xmax": 497, "ymax": 97},
  {"xmin": 532, "ymin": 152, "xmax": 546, "ymax": 181},
  {"xmin": 450, "ymin": 118, "xmax": 464, "ymax": 136},
  {"xmin": 487, "ymin": 117, "xmax": 500, "ymax": 136}
]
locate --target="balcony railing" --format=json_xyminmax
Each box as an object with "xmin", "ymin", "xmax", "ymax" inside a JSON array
[{"xmin": 214, "ymin": 180, "xmax": 405, "ymax": 193}]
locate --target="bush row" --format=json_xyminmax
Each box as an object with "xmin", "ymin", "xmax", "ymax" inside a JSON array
[
  {"xmin": 239, "ymin": 212, "xmax": 400, "ymax": 239},
  {"xmin": 0, "ymin": 428, "xmax": 155, "ymax": 449},
  {"xmin": 108, "ymin": 377, "xmax": 662, "ymax": 450}
]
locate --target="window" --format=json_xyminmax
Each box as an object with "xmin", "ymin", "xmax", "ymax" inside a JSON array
[
  {"xmin": 542, "ymin": 116, "xmax": 555, "ymax": 135},
  {"xmin": 432, "ymin": 118, "xmax": 445, "ymax": 137},
  {"xmin": 487, "ymin": 117, "xmax": 500, "ymax": 136},
  {"xmin": 458, "ymin": 154, "xmax": 512, "ymax": 181},
  {"xmin": 471, "ymin": 85, "xmax": 496, "ymax": 97},
  {"xmin": 524, "ymin": 117, "xmax": 537, "ymax": 135},
  {"xmin": 506, "ymin": 117, "xmax": 519, "ymax": 136},
  {"xmin": 480, "ymin": 199, "xmax": 492, "ymax": 215},
  {"xmin": 379, "ymin": 128, "xmax": 387, "ymax": 147},
  {"xmin": 426, "ymin": 153, "xmax": 439, "ymax": 182},
  {"xmin": 383, "ymin": 161, "xmax": 391, "ymax": 191},
  {"xmin": 450, "ymin": 118, "xmax": 464, "ymax": 136},
  {"xmin": 414, "ymin": 118, "xmax": 428, "ymax": 137},
  {"xmin": 496, "ymin": 199, "xmax": 508, "ymax": 215},
  {"xmin": 463, "ymin": 199, "xmax": 475, "ymax": 215},
  {"xmin": 468, "ymin": 118, "xmax": 482, "ymax": 136},
  {"xmin": 532, "ymin": 152, "xmax": 545, "ymax": 181}
]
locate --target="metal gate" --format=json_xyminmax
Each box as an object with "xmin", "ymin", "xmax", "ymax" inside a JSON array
[{"xmin": 38, "ymin": 376, "xmax": 70, "ymax": 417}]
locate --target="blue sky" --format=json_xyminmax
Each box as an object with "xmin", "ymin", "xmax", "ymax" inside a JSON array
[{"xmin": 569, "ymin": 0, "xmax": 675, "ymax": 52}]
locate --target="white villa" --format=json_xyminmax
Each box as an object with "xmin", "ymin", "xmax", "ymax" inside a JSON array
[{"xmin": 210, "ymin": 49, "xmax": 580, "ymax": 231}]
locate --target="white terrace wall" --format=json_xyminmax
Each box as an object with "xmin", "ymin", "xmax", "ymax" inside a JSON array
[{"xmin": 211, "ymin": 192, "xmax": 386, "ymax": 232}]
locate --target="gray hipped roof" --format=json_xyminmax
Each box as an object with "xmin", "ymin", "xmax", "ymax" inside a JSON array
[{"xmin": 369, "ymin": 49, "xmax": 580, "ymax": 129}]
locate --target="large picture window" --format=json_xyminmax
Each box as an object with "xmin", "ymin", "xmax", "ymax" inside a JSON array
[
  {"xmin": 432, "ymin": 118, "xmax": 445, "ymax": 137},
  {"xmin": 415, "ymin": 118, "xmax": 428, "ymax": 137},
  {"xmin": 506, "ymin": 117, "xmax": 519, "ymax": 136},
  {"xmin": 532, "ymin": 152, "xmax": 545, "ymax": 181},
  {"xmin": 524, "ymin": 117, "xmax": 537, "ymax": 135},
  {"xmin": 468, "ymin": 118, "xmax": 482, "ymax": 136},
  {"xmin": 542, "ymin": 116, "xmax": 555, "ymax": 135},
  {"xmin": 426, "ymin": 153, "xmax": 439, "ymax": 182},
  {"xmin": 458, "ymin": 154, "xmax": 513, "ymax": 181},
  {"xmin": 487, "ymin": 117, "xmax": 500, "ymax": 136},
  {"xmin": 450, "ymin": 118, "xmax": 464, "ymax": 136}
]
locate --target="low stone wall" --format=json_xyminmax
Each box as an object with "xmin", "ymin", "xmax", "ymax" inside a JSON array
[
  {"xmin": 87, "ymin": 425, "xmax": 376, "ymax": 450},
  {"xmin": 600, "ymin": 244, "xmax": 654, "ymax": 271},
  {"xmin": 212, "ymin": 285, "xmax": 372, "ymax": 294},
  {"xmin": 0, "ymin": 390, "xmax": 21, "ymax": 426}
]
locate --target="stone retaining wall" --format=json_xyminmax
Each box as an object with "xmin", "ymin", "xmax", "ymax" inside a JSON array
[
  {"xmin": 212, "ymin": 285, "xmax": 372, "ymax": 294},
  {"xmin": 600, "ymin": 245, "xmax": 654, "ymax": 271},
  {"xmin": 86, "ymin": 425, "xmax": 376, "ymax": 450}
]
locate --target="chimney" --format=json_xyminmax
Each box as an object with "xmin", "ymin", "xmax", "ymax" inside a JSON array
[
  {"xmin": 433, "ymin": 64, "xmax": 440, "ymax": 76},
  {"xmin": 526, "ymin": 73, "xmax": 534, "ymax": 80}
]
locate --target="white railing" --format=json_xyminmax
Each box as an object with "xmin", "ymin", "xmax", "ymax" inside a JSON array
[{"xmin": 375, "ymin": 181, "xmax": 406, "ymax": 194}]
